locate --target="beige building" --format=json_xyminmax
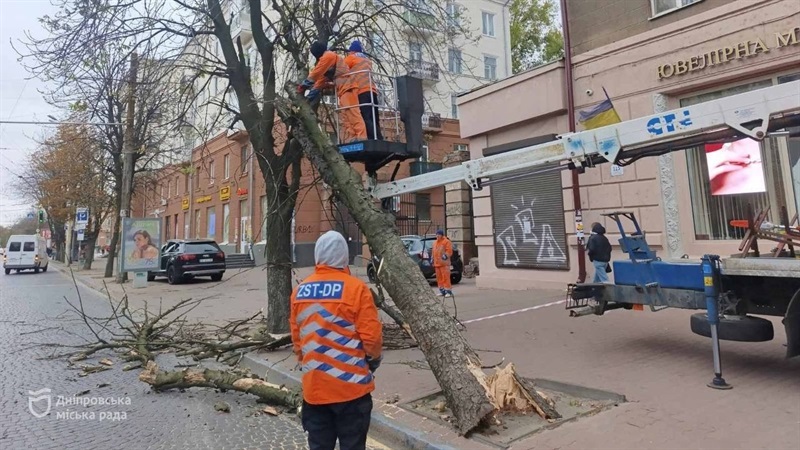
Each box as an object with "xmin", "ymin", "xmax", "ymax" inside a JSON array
[{"xmin": 458, "ymin": 0, "xmax": 800, "ymax": 290}]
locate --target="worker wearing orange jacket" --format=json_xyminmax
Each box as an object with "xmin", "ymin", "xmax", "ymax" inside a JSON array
[
  {"xmin": 290, "ymin": 230, "xmax": 383, "ymax": 450},
  {"xmin": 432, "ymin": 229, "xmax": 453, "ymax": 296},
  {"xmin": 344, "ymin": 40, "xmax": 383, "ymax": 140},
  {"xmin": 297, "ymin": 42, "xmax": 367, "ymax": 143}
]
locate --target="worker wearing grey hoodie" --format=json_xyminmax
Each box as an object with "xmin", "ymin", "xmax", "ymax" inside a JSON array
[{"xmin": 587, "ymin": 222, "xmax": 612, "ymax": 283}]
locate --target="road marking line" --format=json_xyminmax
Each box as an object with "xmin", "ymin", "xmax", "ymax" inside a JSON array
[{"xmin": 462, "ymin": 300, "xmax": 565, "ymax": 324}]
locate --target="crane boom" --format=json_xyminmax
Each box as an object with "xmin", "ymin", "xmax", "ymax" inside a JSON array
[{"xmin": 368, "ymin": 80, "xmax": 800, "ymax": 199}]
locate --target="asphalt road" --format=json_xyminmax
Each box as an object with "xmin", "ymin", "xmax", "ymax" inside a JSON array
[{"xmin": 0, "ymin": 264, "xmax": 388, "ymax": 450}]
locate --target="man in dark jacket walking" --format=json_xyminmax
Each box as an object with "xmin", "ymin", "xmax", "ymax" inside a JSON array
[{"xmin": 587, "ymin": 222, "xmax": 612, "ymax": 283}]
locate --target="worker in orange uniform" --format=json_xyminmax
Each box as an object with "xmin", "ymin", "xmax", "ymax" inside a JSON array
[
  {"xmin": 290, "ymin": 230, "xmax": 383, "ymax": 450},
  {"xmin": 432, "ymin": 229, "xmax": 453, "ymax": 296},
  {"xmin": 344, "ymin": 40, "xmax": 383, "ymax": 140},
  {"xmin": 297, "ymin": 42, "xmax": 367, "ymax": 143}
]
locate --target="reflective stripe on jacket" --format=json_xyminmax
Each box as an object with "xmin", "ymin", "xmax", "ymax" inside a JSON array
[
  {"xmin": 344, "ymin": 52, "xmax": 378, "ymax": 95},
  {"xmin": 432, "ymin": 237, "xmax": 453, "ymax": 268},
  {"xmin": 306, "ymin": 51, "xmax": 355, "ymax": 95},
  {"xmin": 290, "ymin": 265, "xmax": 383, "ymax": 405}
]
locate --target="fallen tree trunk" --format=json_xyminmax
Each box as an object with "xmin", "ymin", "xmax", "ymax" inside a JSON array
[
  {"xmin": 278, "ymin": 94, "xmax": 496, "ymax": 434},
  {"xmin": 139, "ymin": 361, "xmax": 301, "ymax": 409}
]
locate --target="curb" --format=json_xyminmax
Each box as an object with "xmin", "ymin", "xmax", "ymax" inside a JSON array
[
  {"xmin": 49, "ymin": 262, "xmax": 108, "ymax": 297},
  {"xmin": 241, "ymin": 354, "xmax": 458, "ymax": 450}
]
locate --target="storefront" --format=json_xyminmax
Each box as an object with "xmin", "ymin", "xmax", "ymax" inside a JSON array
[{"xmin": 458, "ymin": 0, "xmax": 800, "ymax": 289}]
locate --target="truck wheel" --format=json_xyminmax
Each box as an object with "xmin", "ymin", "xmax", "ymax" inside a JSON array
[
  {"xmin": 451, "ymin": 273, "xmax": 462, "ymax": 284},
  {"xmin": 4, "ymin": 269, "xmax": 9, "ymax": 275},
  {"xmin": 42, "ymin": 264, "xmax": 48, "ymax": 272},
  {"xmin": 210, "ymin": 273, "xmax": 223, "ymax": 282},
  {"xmin": 167, "ymin": 265, "xmax": 181, "ymax": 285},
  {"xmin": 147, "ymin": 272, "xmax": 155, "ymax": 282},
  {"xmin": 34, "ymin": 267, "xmax": 40, "ymax": 274},
  {"xmin": 690, "ymin": 313, "xmax": 774, "ymax": 342}
]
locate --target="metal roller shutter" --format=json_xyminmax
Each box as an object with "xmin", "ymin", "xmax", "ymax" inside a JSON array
[{"xmin": 491, "ymin": 164, "xmax": 569, "ymax": 270}]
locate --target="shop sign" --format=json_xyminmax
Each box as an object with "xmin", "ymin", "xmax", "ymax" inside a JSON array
[
  {"xmin": 237, "ymin": 188, "xmax": 248, "ymax": 196},
  {"xmin": 181, "ymin": 198, "xmax": 189, "ymax": 210},
  {"xmin": 196, "ymin": 195, "xmax": 212, "ymax": 204},
  {"xmin": 220, "ymin": 185, "xmax": 231, "ymax": 201},
  {"xmin": 658, "ymin": 27, "xmax": 799, "ymax": 80}
]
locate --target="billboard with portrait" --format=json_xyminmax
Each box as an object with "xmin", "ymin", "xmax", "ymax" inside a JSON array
[
  {"xmin": 121, "ymin": 218, "xmax": 161, "ymax": 272},
  {"xmin": 705, "ymin": 138, "xmax": 766, "ymax": 196}
]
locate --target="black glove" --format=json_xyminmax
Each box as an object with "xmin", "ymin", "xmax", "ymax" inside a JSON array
[{"xmin": 366, "ymin": 355, "xmax": 382, "ymax": 373}]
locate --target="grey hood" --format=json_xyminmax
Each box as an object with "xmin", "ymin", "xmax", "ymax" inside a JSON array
[{"xmin": 314, "ymin": 230, "xmax": 349, "ymax": 269}]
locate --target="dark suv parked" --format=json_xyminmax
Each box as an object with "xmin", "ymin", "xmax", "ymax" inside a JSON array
[
  {"xmin": 147, "ymin": 239, "xmax": 226, "ymax": 285},
  {"xmin": 367, "ymin": 235, "xmax": 463, "ymax": 285}
]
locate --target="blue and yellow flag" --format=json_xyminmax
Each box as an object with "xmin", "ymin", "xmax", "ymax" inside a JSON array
[{"xmin": 578, "ymin": 90, "xmax": 621, "ymax": 130}]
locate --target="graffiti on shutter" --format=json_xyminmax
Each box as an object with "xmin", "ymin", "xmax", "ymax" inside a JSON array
[{"xmin": 491, "ymin": 165, "xmax": 568, "ymax": 270}]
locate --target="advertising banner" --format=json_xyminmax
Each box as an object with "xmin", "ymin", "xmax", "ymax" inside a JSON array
[{"xmin": 121, "ymin": 218, "xmax": 161, "ymax": 272}]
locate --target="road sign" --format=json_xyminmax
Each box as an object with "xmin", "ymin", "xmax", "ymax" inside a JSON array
[
  {"xmin": 76, "ymin": 207, "xmax": 89, "ymax": 224},
  {"xmin": 26, "ymin": 211, "xmax": 35, "ymax": 219},
  {"xmin": 77, "ymin": 230, "xmax": 85, "ymax": 241}
]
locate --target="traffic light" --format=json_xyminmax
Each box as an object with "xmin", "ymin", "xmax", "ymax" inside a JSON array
[{"xmin": 38, "ymin": 210, "xmax": 45, "ymax": 224}]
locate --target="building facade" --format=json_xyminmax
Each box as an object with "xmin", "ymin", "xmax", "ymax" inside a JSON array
[
  {"xmin": 459, "ymin": 0, "xmax": 800, "ymax": 289},
  {"xmin": 132, "ymin": 119, "xmax": 469, "ymax": 266}
]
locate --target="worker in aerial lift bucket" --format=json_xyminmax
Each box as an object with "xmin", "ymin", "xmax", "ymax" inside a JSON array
[
  {"xmin": 297, "ymin": 41, "xmax": 367, "ymax": 143},
  {"xmin": 432, "ymin": 229, "xmax": 453, "ymax": 296},
  {"xmin": 344, "ymin": 40, "xmax": 383, "ymax": 141}
]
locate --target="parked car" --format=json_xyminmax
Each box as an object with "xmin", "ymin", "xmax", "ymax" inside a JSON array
[
  {"xmin": 3, "ymin": 234, "xmax": 49, "ymax": 274},
  {"xmin": 367, "ymin": 234, "xmax": 463, "ymax": 285},
  {"xmin": 147, "ymin": 239, "xmax": 226, "ymax": 285}
]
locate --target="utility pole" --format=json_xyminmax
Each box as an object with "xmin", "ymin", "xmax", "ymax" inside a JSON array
[{"xmin": 116, "ymin": 51, "xmax": 139, "ymax": 283}]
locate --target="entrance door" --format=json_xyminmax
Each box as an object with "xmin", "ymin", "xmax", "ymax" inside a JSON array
[{"xmin": 239, "ymin": 199, "xmax": 250, "ymax": 254}]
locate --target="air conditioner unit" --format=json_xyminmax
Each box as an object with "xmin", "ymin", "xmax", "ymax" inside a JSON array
[{"xmin": 160, "ymin": 198, "xmax": 168, "ymax": 206}]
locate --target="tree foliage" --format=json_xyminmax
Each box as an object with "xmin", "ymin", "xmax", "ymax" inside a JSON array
[{"xmin": 510, "ymin": 0, "xmax": 564, "ymax": 73}]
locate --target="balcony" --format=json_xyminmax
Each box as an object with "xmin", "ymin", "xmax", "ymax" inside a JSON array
[
  {"xmin": 421, "ymin": 112, "xmax": 442, "ymax": 131},
  {"xmin": 407, "ymin": 60, "xmax": 439, "ymax": 83},
  {"xmin": 402, "ymin": 8, "xmax": 437, "ymax": 33},
  {"xmin": 409, "ymin": 161, "xmax": 443, "ymax": 176},
  {"xmin": 229, "ymin": 5, "xmax": 252, "ymax": 42}
]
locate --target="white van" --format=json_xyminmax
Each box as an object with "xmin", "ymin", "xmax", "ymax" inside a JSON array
[{"xmin": 3, "ymin": 235, "xmax": 49, "ymax": 274}]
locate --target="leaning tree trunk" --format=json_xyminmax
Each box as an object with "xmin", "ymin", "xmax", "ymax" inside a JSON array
[{"xmin": 278, "ymin": 95, "xmax": 495, "ymax": 435}]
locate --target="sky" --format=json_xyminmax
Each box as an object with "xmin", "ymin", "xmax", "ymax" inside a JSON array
[{"xmin": 0, "ymin": 0, "xmax": 60, "ymax": 226}]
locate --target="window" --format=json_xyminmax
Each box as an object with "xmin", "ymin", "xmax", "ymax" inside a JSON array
[
  {"xmin": 185, "ymin": 242, "xmax": 221, "ymax": 253},
  {"xmin": 260, "ymin": 195, "xmax": 267, "ymax": 241},
  {"xmin": 448, "ymin": 48, "xmax": 462, "ymax": 73},
  {"xmin": 160, "ymin": 184, "xmax": 165, "ymax": 200},
  {"xmin": 194, "ymin": 167, "xmax": 200, "ymax": 189},
  {"xmin": 224, "ymin": 154, "xmax": 230, "ymax": 179},
  {"xmin": 409, "ymin": 42, "xmax": 422, "ymax": 62},
  {"xmin": 176, "ymin": 177, "xmax": 180, "ymax": 195},
  {"xmin": 167, "ymin": 180, "xmax": 171, "ymax": 198},
  {"xmin": 446, "ymin": 2, "xmax": 460, "ymax": 27},
  {"xmin": 416, "ymin": 193, "xmax": 431, "ymax": 221},
  {"xmin": 651, "ymin": 0, "xmax": 702, "ymax": 16},
  {"xmin": 368, "ymin": 32, "xmax": 385, "ymax": 58},
  {"xmin": 8, "ymin": 242, "xmax": 20, "ymax": 252},
  {"xmin": 240, "ymin": 145, "xmax": 249, "ymax": 173},
  {"xmin": 165, "ymin": 215, "xmax": 172, "ymax": 240},
  {"xmin": 682, "ymin": 80, "xmax": 798, "ymax": 240},
  {"xmin": 209, "ymin": 160, "xmax": 215, "ymax": 184},
  {"xmin": 481, "ymin": 12, "xmax": 495, "ymax": 37},
  {"xmin": 454, "ymin": 143, "xmax": 468, "ymax": 152},
  {"xmin": 420, "ymin": 143, "xmax": 429, "ymax": 162},
  {"xmin": 484, "ymin": 55, "xmax": 497, "ymax": 80},
  {"xmin": 222, "ymin": 203, "xmax": 231, "ymax": 243},
  {"xmin": 207, "ymin": 206, "xmax": 216, "ymax": 239},
  {"xmin": 450, "ymin": 93, "xmax": 459, "ymax": 119},
  {"xmin": 23, "ymin": 242, "xmax": 35, "ymax": 252},
  {"xmin": 183, "ymin": 211, "xmax": 189, "ymax": 238}
]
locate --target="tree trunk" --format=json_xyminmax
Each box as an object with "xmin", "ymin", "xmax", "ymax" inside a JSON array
[
  {"xmin": 105, "ymin": 213, "xmax": 121, "ymax": 278},
  {"xmin": 82, "ymin": 233, "xmax": 98, "ymax": 270},
  {"xmin": 263, "ymin": 167, "xmax": 298, "ymax": 334},
  {"xmin": 279, "ymin": 97, "xmax": 496, "ymax": 435}
]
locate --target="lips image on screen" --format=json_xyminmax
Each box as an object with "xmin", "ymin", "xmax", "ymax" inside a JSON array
[{"xmin": 705, "ymin": 138, "xmax": 766, "ymax": 196}]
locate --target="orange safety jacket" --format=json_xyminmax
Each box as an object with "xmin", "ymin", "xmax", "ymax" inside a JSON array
[
  {"xmin": 432, "ymin": 236, "xmax": 453, "ymax": 268},
  {"xmin": 306, "ymin": 51, "xmax": 356, "ymax": 96},
  {"xmin": 289, "ymin": 265, "xmax": 383, "ymax": 405},
  {"xmin": 344, "ymin": 52, "xmax": 378, "ymax": 95}
]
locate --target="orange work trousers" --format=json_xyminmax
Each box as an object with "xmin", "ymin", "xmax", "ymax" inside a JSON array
[
  {"xmin": 338, "ymin": 88, "xmax": 367, "ymax": 143},
  {"xmin": 435, "ymin": 265, "xmax": 451, "ymax": 290}
]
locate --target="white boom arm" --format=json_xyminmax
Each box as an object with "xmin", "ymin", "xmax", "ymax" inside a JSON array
[{"xmin": 369, "ymin": 80, "xmax": 800, "ymax": 199}]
